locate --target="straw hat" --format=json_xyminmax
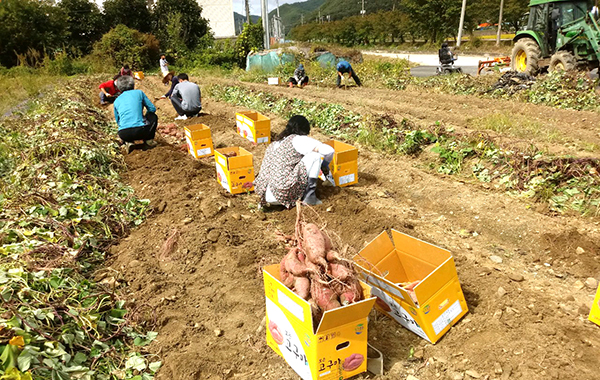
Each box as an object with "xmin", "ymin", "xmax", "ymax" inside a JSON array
[{"xmin": 162, "ymin": 71, "xmax": 175, "ymax": 84}]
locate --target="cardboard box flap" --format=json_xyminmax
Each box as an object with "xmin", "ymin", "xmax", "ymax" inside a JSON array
[
  {"xmin": 354, "ymin": 231, "xmax": 396, "ymax": 271},
  {"xmin": 413, "ymin": 257, "xmax": 457, "ymax": 304},
  {"xmin": 263, "ymin": 265, "xmax": 313, "ymax": 324},
  {"xmin": 238, "ymin": 111, "xmax": 269, "ymax": 123},
  {"xmin": 325, "ymin": 140, "xmax": 359, "ymax": 164},
  {"xmin": 215, "ymin": 147, "xmax": 253, "ymax": 169},
  {"xmin": 316, "ymin": 296, "xmax": 375, "ymax": 334},
  {"xmin": 391, "ymin": 230, "xmax": 451, "ymax": 267},
  {"xmin": 185, "ymin": 123, "xmax": 211, "ymax": 140}
]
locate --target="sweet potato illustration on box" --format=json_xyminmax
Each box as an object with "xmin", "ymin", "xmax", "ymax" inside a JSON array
[{"xmin": 268, "ymin": 320, "xmax": 284, "ymax": 345}]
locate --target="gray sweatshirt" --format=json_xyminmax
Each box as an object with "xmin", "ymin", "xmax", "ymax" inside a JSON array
[{"xmin": 172, "ymin": 81, "xmax": 202, "ymax": 111}]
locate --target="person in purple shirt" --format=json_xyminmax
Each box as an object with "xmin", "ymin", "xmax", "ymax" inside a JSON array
[{"xmin": 336, "ymin": 60, "xmax": 362, "ymax": 88}]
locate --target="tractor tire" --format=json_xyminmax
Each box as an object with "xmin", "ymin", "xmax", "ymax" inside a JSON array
[
  {"xmin": 511, "ymin": 38, "xmax": 542, "ymax": 75},
  {"xmin": 549, "ymin": 51, "xmax": 577, "ymax": 72}
]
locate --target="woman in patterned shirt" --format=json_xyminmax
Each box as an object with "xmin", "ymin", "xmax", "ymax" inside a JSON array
[{"xmin": 255, "ymin": 115, "xmax": 334, "ymax": 208}]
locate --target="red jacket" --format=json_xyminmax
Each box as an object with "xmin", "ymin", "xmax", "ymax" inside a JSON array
[{"xmin": 99, "ymin": 80, "xmax": 118, "ymax": 95}]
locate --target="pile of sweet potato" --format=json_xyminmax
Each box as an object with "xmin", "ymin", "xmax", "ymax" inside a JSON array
[
  {"xmin": 158, "ymin": 123, "xmax": 185, "ymax": 140},
  {"xmin": 279, "ymin": 214, "xmax": 364, "ymax": 325}
]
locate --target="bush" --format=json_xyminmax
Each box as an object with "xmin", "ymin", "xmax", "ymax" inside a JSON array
[
  {"xmin": 44, "ymin": 52, "xmax": 91, "ymax": 76},
  {"xmin": 91, "ymin": 24, "xmax": 160, "ymax": 70}
]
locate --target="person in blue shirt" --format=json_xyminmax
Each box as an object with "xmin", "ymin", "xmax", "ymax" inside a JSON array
[
  {"xmin": 113, "ymin": 75, "xmax": 158, "ymax": 153},
  {"xmin": 336, "ymin": 60, "xmax": 362, "ymax": 88}
]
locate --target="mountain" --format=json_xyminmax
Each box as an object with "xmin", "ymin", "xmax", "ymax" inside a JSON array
[
  {"xmin": 268, "ymin": 0, "xmax": 326, "ymax": 32},
  {"xmin": 312, "ymin": 0, "xmax": 399, "ymax": 21},
  {"xmin": 233, "ymin": 12, "xmax": 261, "ymax": 35}
]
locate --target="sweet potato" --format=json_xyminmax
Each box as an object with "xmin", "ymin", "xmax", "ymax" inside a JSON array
[
  {"xmin": 282, "ymin": 248, "xmax": 313, "ymax": 276},
  {"xmin": 293, "ymin": 276, "xmax": 311, "ymax": 300},
  {"xmin": 329, "ymin": 262, "xmax": 353, "ymax": 282},
  {"xmin": 342, "ymin": 353, "xmax": 364, "ymax": 372},
  {"xmin": 339, "ymin": 278, "xmax": 364, "ymax": 306},
  {"xmin": 279, "ymin": 264, "xmax": 294, "ymax": 288},
  {"xmin": 326, "ymin": 250, "xmax": 341, "ymax": 262},
  {"xmin": 302, "ymin": 223, "xmax": 327, "ymax": 267},
  {"xmin": 322, "ymin": 231, "xmax": 333, "ymax": 251},
  {"xmin": 311, "ymin": 280, "xmax": 341, "ymax": 311}
]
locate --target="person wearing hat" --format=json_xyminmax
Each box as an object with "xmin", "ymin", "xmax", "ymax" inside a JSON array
[
  {"xmin": 159, "ymin": 54, "xmax": 169, "ymax": 77},
  {"xmin": 288, "ymin": 64, "xmax": 309, "ymax": 88}
]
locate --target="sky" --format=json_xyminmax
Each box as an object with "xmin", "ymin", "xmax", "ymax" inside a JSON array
[
  {"xmin": 93, "ymin": 0, "xmax": 308, "ymax": 16},
  {"xmin": 231, "ymin": 0, "xmax": 307, "ymax": 15}
]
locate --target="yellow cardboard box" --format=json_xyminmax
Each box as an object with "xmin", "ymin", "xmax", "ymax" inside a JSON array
[
  {"xmin": 263, "ymin": 264, "xmax": 376, "ymax": 380},
  {"xmin": 589, "ymin": 284, "xmax": 600, "ymax": 327},
  {"xmin": 133, "ymin": 71, "xmax": 144, "ymax": 80},
  {"xmin": 214, "ymin": 147, "xmax": 254, "ymax": 194},
  {"xmin": 235, "ymin": 111, "xmax": 271, "ymax": 144},
  {"xmin": 185, "ymin": 124, "xmax": 214, "ymax": 159},
  {"xmin": 324, "ymin": 140, "xmax": 358, "ymax": 187},
  {"xmin": 353, "ymin": 230, "xmax": 468, "ymax": 343}
]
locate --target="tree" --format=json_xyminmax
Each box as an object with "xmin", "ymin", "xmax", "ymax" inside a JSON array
[
  {"xmin": 0, "ymin": 0, "xmax": 68, "ymax": 67},
  {"xmin": 91, "ymin": 24, "xmax": 160, "ymax": 70},
  {"xmin": 103, "ymin": 0, "xmax": 152, "ymax": 33},
  {"xmin": 58, "ymin": 0, "xmax": 105, "ymax": 54},
  {"xmin": 153, "ymin": 0, "xmax": 209, "ymax": 51},
  {"xmin": 235, "ymin": 22, "xmax": 264, "ymax": 68},
  {"xmin": 402, "ymin": 0, "xmax": 463, "ymax": 43}
]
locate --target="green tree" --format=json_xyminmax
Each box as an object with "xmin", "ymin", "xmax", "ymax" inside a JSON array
[
  {"xmin": 0, "ymin": 0, "xmax": 68, "ymax": 67},
  {"xmin": 58, "ymin": 0, "xmax": 105, "ymax": 54},
  {"xmin": 403, "ymin": 0, "xmax": 463, "ymax": 43},
  {"xmin": 235, "ymin": 22, "xmax": 264, "ymax": 68},
  {"xmin": 103, "ymin": 0, "xmax": 152, "ymax": 33},
  {"xmin": 91, "ymin": 24, "xmax": 160, "ymax": 70},
  {"xmin": 154, "ymin": 0, "xmax": 209, "ymax": 50}
]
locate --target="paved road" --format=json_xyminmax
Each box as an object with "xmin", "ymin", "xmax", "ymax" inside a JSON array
[{"xmin": 363, "ymin": 50, "xmax": 504, "ymax": 77}]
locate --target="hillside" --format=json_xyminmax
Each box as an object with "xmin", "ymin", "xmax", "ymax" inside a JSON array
[
  {"xmin": 233, "ymin": 12, "xmax": 261, "ymax": 35},
  {"xmin": 314, "ymin": 0, "xmax": 398, "ymax": 20},
  {"xmin": 268, "ymin": 0, "xmax": 326, "ymax": 31}
]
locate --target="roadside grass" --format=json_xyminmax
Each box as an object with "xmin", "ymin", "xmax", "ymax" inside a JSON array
[
  {"xmin": 469, "ymin": 112, "xmax": 564, "ymax": 144},
  {"xmin": 207, "ymin": 84, "xmax": 600, "ymax": 216}
]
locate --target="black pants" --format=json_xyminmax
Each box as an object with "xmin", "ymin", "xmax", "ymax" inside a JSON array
[
  {"xmin": 171, "ymin": 97, "xmax": 201, "ymax": 117},
  {"xmin": 289, "ymin": 76, "xmax": 309, "ymax": 85},
  {"xmin": 337, "ymin": 71, "xmax": 362, "ymax": 87},
  {"xmin": 118, "ymin": 112, "xmax": 158, "ymax": 143}
]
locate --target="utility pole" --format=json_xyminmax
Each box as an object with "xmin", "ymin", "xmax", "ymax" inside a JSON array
[
  {"xmin": 496, "ymin": 0, "xmax": 505, "ymax": 46},
  {"xmin": 359, "ymin": 0, "xmax": 366, "ymax": 16},
  {"xmin": 456, "ymin": 0, "xmax": 467, "ymax": 47},
  {"xmin": 261, "ymin": 0, "xmax": 270, "ymax": 49},
  {"xmin": 301, "ymin": 14, "xmax": 304, "ymax": 25},
  {"xmin": 245, "ymin": 0, "xmax": 251, "ymax": 24}
]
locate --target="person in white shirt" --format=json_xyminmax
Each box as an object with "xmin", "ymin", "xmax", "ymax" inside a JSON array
[
  {"xmin": 159, "ymin": 54, "xmax": 169, "ymax": 77},
  {"xmin": 255, "ymin": 115, "xmax": 335, "ymax": 208}
]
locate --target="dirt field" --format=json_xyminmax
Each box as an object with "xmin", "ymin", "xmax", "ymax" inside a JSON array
[{"xmin": 104, "ymin": 75, "xmax": 600, "ymax": 380}]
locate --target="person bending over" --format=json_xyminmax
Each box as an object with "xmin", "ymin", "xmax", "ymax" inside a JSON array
[
  {"xmin": 120, "ymin": 64, "xmax": 133, "ymax": 77},
  {"xmin": 255, "ymin": 115, "xmax": 335, "ymax": 208},
  {"xmin": 113, "ymin": 75, "xmax": 158, "ymax": 153},
  {"xmin": 159, "ymin": 72, "xmax": 179, "ymax": 99},
  {"xmin": 336, "ymin": 60, "xmax": 362, "ymax": 88},
  {"xmin": 99, "ymin": 74, "xmax": 121, "ymax": 105},
  {"xmin": 288, "ymin": 64, "xmax": 309, "ymax": 88},
  {"xmin": 170, "ymin": 73, "xmax": 201, "ymax": 120}
]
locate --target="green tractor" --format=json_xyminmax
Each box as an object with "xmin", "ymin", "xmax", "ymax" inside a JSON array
[{"xmin": 511, "ymin": 0, "xmax": 600, "ymax": 74}]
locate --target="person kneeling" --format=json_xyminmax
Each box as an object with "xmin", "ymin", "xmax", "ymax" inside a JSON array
[
  {"xmin": 255, "ymin": 115, "xmax": 335, "ymax": 208},
  {"xmin": 113, "ymin": 76, "xmax": 158, "ymax": 153},
  {"xmin": 170, "ymin": 73, "xmax": 202, "ymax": 120},
  {"xmin": 288, "ymin": 64, "xmax": 309, "ymax": 88}
]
